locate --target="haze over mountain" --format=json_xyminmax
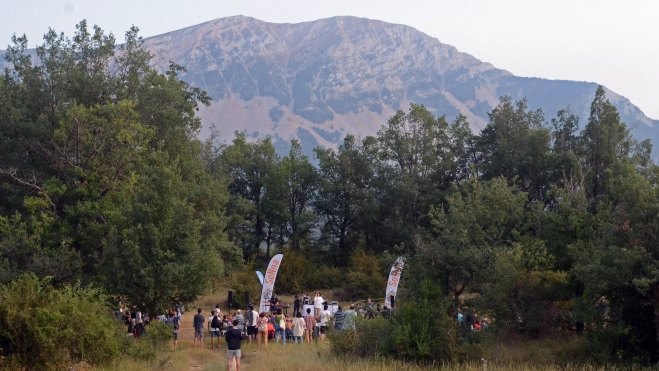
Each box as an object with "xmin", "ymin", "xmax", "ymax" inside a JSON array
[{"xmin": 4, "ymin": 15, "xmax": 658, "ymax": 156}]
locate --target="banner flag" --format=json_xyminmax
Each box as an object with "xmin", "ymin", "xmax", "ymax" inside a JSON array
[
  {"xmin": 386, "ymin": 256, "xmax": 405, "ymax": 308},
  {"xmin": 259, "ymin": 254, "xmax": 283, "ymax": 313},
  {"xmin": 256, "ymin": 271, "xmax": 264, "ymax": 285}
]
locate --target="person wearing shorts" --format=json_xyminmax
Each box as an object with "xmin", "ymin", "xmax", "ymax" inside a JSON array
[
  {"xmin": 246, "ymin": 304, "xmax": 259, "ymax": 343},
  {"xmin": 257, "ymin": 312, "xmax": 269, "ymax": 349},
  {"xmin": 171, "ymin": 315, "xmax": 180, "ymax": 350},
  {"xmin": 304, "ymin": 308, "xmax": 315, "ymax": 344},
  {"xmin": 193, "ymin": 308, "xmax": 205, "ymax": 348},
  {"xmin": 319, "ymin": 304, "xmax": 331, "ymax": 342},
  {"xmin": 209, "ymin": 309, "xmax": 221, "ymax": 349},
  {"xmin": 226, "ymin": 319, "xmax": 242, "ymax": 371}
]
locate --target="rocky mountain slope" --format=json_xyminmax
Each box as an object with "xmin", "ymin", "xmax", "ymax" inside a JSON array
[{"xmin": 4, "ymin": 16, "xmax": 658, "ymax": 156}]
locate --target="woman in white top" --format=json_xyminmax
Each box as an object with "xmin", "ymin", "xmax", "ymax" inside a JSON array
[
  {"xmin": 313, "ymin": 292, "xmax": 324, "ymax": 317},
  {"xmin": 292, "ymin": 311, "xmax": 306, "ymax": 344}
]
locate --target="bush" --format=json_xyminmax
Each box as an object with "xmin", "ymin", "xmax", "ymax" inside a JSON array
[
  {"xmin": 342, "ymin": 249, "xmax": 385, "ymax": 301},
  {"xmin": 275, "ymin": 248, "xmax": 314, "ymax": 294},
  {"xmin": 121, "ymin": 320, "xmax": 172, "ymax": 361},
  {"xmin": 0, "ymin": 273, "xmax": 122, "ymax": 370},
  {"xmin": 390, "ymin": 280, "xmax": 460, "ymax": 362},
  {"xmin": 329, "ymin": 317, "xmax": 393, "ymax": 359},
  {"xmin": 228, "ymin": 258, "xmax": 262, "ymax": 308}
]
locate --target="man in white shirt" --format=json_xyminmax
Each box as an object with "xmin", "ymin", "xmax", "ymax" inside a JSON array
[{"xmin": 313, "ymin": 292, "xmax": 324, "ymax": 318}]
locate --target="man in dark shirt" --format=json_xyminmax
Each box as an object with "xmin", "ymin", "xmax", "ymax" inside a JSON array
[
  {"xmin": 225, "ymin": 319, "xmax": 242, "ymax": 371},
  {"xmin": 293, "ymin": 294, "xmax": 301, "ymax": 317},
  {"xmin": 193, "ymin": 308, "xmax": 205, "ymax": 348},
  {"xmin": 269, "ymin": 293, "xmax": 279, "ymax": 312}
]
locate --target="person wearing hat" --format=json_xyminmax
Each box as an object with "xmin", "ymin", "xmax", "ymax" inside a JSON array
[
  {"xmin": 245, "ymin": 304, "xmax": 259, "ymax": 343},
  {"xmin": 208, "ymin": 308, "xmax": 222, "ymax": 349},
  {"xmin": 234, "ymin": 309, "xmax": 245, "ymax": 332}
]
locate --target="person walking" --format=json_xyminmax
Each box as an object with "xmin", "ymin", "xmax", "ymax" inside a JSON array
[
  {"xmin": 333, "ymin": 306, "xmax": 345, "ymax": 331},
  {"xmin": 209, "ymin": 309, "xmax": 221, "ymax": 349},
  {"xmin": 274, "ymin": 308, "xmax": 286, "ymax": 345},
  {"xmin": 257, "ymin": 312, "xmax": 269, "ymax": 349},
  {"xmin": 225, "ymin": 319, "xmax": 243, "ymax": 371},
  {"xmin": 292, "ymin": 311, "xmax": 305, "ymax": 344},
  {"xmin": 170, "ymin": 314, "xmax": 180, "ymax": 350},
  {"xmin": 193, "ymin": 308, "xmax": 205, "ymax": 348},
  {"xmin": 303, "ymin": 308, "xmax": 315, "ymax": 344},
  {"xmin": 245, "ymin": 304, "xmax": 258, "ymax": 344},
  {"xmin": 313, "ymin": 292, "xmax": 324, "ymax": 317}
]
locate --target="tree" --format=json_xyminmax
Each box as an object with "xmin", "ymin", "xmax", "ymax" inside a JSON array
[
  {"xmin": 278, "ymin": 140, "xmax": 317, "ymax": 250},
  {"xmin": 580, "ymin": 85, "xmax": 633, "ymax": 201},
  {"xmin": 314, "ymin": 135, "xmax": 375, "ymax": 261},
  {"xmin": 219, "ymin": 133, "xmax": 279, "ymax": 258},
  {"xmin": 100, "ymin": 154, "xmax": 232, "ymax": 316},
  {"xmin": 419, "ymin": 177, "xmax": 527, "ymax": 310}
]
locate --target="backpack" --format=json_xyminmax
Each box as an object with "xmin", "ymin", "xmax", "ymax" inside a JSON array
[{"xmin": 211, "ymin": 316, "xmax": 222, "ymax": 329}]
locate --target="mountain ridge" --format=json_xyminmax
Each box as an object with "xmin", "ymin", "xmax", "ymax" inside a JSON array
[{"xmin": 2, "ymin": 16, "xmax": 657, "ymax": 156}]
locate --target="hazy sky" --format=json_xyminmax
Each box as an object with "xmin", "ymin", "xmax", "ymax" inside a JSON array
[{"xmin": 2, "ymin": 0, "xmax": 658, "ymax": 119}]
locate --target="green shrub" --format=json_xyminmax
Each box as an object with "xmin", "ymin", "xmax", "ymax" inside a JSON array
[
  {"xmin": 228, "ymin": 258, "xmax": 262, "ymax": 308},
  {"xmin": 0, "ymin": 273, "xmax": 122, "ymax": 370},
  {"xmin": 343, "ymin": 249, "xmax": 385, "ymax": 300},
  {"xmin": 390, "ymin": 280, "xmax": 460, "ymax": 362},
  {"xmin": 329, "ymin": 317, "xmax": 393, "ymax": 359},
  {"xmin": 121, "ymin": 320, "xmax": 172, "ymax": 361},
  {"xmin": 275, "ymin": 248, "xmax": 314, "ymax": 294}
]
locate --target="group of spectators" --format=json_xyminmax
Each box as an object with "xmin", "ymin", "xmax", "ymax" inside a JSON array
[
  {"xmin": 120, "ymin": 293, "xmax": 388, "ymax": 371},
  {"xmin": 116, "ymin": 302, "xmax": 156, "ymax": 338},
  {"xmin": 458, "ymin": 309, "xmax": 489, "ymax": 331}
]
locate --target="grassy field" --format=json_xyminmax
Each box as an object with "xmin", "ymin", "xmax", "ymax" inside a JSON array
[{"xmin": 93, "ymin": 288, "xmax": 654, "ymax": 371}]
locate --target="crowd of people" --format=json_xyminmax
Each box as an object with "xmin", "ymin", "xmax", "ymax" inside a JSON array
[{"xmin": 117, "ymin": 293, "xmax": 392, "ymax": 371}]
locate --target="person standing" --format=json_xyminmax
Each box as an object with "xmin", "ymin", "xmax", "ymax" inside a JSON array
[
  {"xmin": 209, "ymin": 309, "xmax": 221, "ymax": 349},
  {"xmin": 257, "ymin": 312, "xmax": 269, "ymax": 349},
  {"xmin": 170, "ymin": 314, "xmax": 180, "ymax": 350},
  {"xmin": 333, "ymin": 306, "xmax": 345, "ymax": 331},
  {"xmin": 269, "ymin": 294, "xmax": 280, "ymax": 313},
  {"xmin": 193, "ymin": 308, "xmax": 205, "ymax": 348},
  {"xmin": 303, "ymin": 308, "xmax": 315, "ymax": 344},
  {"xmin": 234, "ymin": 309, "xmax": 245, "ymax": 332},
  {"xmin": 292, "ymin": 312, "xmax": 306, "ymax": 344},
  {"xmin": 343, "ymin": 304, "xmax": 357, "ymax": 331},
  {"xmin": 302, "ymin": 293, "xmax": 310, "ymax": 305},
  {"xmin": 245, "ymin": 304, "xmax": 258, "ymax": 343},
  {"xmin": 274, "ymin": 308, "xmax": 286, "ymax": 345},
  {"xmin": 319, "ymin": 304, "xmax": 331, "ymax": 342},
  {"xmin": 293, "ymin": 294, "xmax": 301, "ymax": 317},
  {"xmin": 225, "ymin": 319, "xmax": 243, "ymax": 371},
  {"xmin": 313, "ymin": 292, "xmax": 324, "ymax": 318}
]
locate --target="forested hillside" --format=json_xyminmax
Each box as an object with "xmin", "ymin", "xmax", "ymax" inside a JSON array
[{"xmin": 2, "ymin": 21, "xmax": 659, "ymax": 368}]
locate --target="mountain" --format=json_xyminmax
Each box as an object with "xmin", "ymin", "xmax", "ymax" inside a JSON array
[{"xmin": 3, "ymin": 16, "xmax": 658, "ymax": 156}]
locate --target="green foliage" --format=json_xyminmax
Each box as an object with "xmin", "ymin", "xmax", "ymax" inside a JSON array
[
  {"xmin": 343, "ymin": 249, "xmax": 386, "ymax": 300},
  {"xmin": 227, "ymin": 258, "xmax": 262, "ymax": 309},
  {"xmin": 328, "ymin": 317, "xmax": 394, "ymax": 359},
  {"xmin": 275, "ymin": 247, "xmax": 314, "ymax": 294},
  {"xmin": 0, "ymin": 273, "xmax": 122, "ymax": 370},
  {"xmin": 390, "ymin": 280, "xmax": 459, "ymax": 361}
]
